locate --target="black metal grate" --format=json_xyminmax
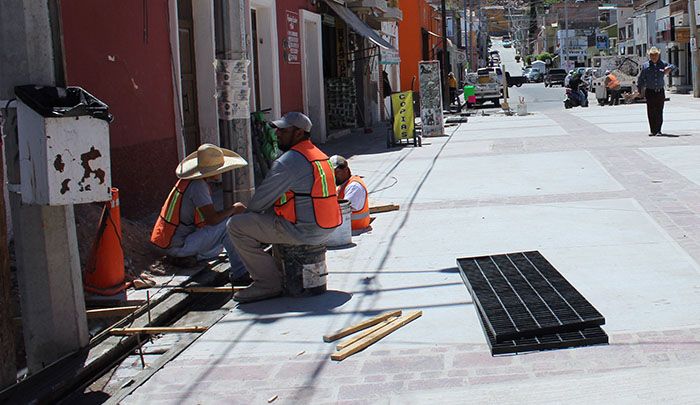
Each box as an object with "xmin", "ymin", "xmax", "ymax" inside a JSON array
[
  {"xmin": 477, "ymin": 308, "xmax": 608, "ymax": 355},
  {"xmin": 457, "ymin": 251, "xmax": 605, "ymax": 343}
]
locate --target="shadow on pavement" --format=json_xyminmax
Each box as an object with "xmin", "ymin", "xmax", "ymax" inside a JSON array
[{"xmin": 236, "ymin": 290, "xmax": 352, "ymax": 315}]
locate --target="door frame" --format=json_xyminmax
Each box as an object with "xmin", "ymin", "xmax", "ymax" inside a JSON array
[
  {"xmin": 248, "ymin": 0, "xmax": 282, "ymax": 120},
  {"xmin": 168, "ymin": 0, "xmax": 218, "ymax": 158},
  {"xmin": 300, "ymin": 9, "xmax": 326, "ymax": 143}
]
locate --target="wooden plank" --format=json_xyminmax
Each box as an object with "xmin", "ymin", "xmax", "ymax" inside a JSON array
[
  {"xmin": 330, "ymin": 311, "xmax": 422, "ymax": 361},
  {"xmin": 174, "ymin": 286, "xmax": 242, "ymax": 293},
  {"xmin": 323, "ymin": 310, "xmax": 402, "ymax": 342},
  {"xmin": 336, "ymin": 316, "xmax": 399, "ymax": 350},
  {"xmin": 369, "ymin": 204, "xmax": 399, "ymax": 214},
  {"xmin": 86, "ymin": 306, "xmax": 140, "ymax": 319},
  {"xmin": 110, "ymin": 326, "xmax": 208, "ymax": 335}
]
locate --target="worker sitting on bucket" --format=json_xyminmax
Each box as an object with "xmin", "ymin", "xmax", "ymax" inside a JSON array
[
  {"xmin": 227, "ymin": 112, "xmax": 342, "ymax": 303},
  {"xmin": 330, "ymin": 155, "xmax": 370, "ymax": 232},
  {"xmin": 150, "ymin": 144, "xmax": 249, "ymax": 284}
]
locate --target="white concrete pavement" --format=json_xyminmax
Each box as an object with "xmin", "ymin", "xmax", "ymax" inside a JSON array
[{"xmin": 121, "ymin": 77, "xmax": 700, "ymax": 402}]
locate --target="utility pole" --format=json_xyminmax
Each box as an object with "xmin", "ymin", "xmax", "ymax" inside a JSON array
[
  {"xmin": 688, "ymin": 0, "xmax": 700, "ymax": 97},
  {"xmin": 0, "ymin": 115, "xmax": 15, "ymax": 388},
  {"xmin": 464, "ymin": 0, "xmax": 470, "ymax": 71},
  {"xmin": 441, "ymin": 0, "xmax": 451, "ymax": 108},
  {"xmin": 563, "ymin": 0, "xmax": 569, "ymax": 70},
  {"xmin": 0, "ymin": 1, "xmax": 89, "ymax": 374},
  {"xmin": 468, "ymin": 0, "xmax": 474, "ymax": 70},
  {"xmin": 215, "ymin": 0, "xmax": 254, "ymax": 205}
]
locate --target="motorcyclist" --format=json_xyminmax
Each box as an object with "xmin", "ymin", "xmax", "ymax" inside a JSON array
[
  {"xmin": 567, "ymin": 72, "xmax": 586, "ymax": 106},
  {"xmin": 564, "ymin": 70, "xmax": 574, "ymax": 87}
]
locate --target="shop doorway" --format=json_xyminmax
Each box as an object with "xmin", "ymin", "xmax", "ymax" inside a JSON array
[
  {"xmin": 177, "ymin": 0, "xmax": 200, "ymax": 154},
  {"xmin": 300, "ymin": 10, "xmax": 327, "ymax": 143},
  {"xmin": 249, "ymin": 0, "xmax": 281, "ymax": 119}
]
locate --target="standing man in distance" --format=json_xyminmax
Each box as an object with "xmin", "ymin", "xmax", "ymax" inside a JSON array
[
  {"xmin": 637, "ymin": 47, "xmax": 675, "ymax": 136},
  {"xmin": 227, "ymin": 112, "xmax": 342, "ymax": 303},
  {"xmin": 330, "ymin": 155, "xmax": 370, "ymax": 232}
]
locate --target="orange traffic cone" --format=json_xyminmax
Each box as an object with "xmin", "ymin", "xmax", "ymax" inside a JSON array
[{"xmin": 84, "ymin": 188, "xmax": 126, "ymax": 296}]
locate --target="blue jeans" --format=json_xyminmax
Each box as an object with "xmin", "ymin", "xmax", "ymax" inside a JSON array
[{"xmin": 165, "ymin": 221, "xmax": 247, "ymax": 279}]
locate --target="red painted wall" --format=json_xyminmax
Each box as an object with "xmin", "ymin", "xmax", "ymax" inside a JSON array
[
  {"xmin": 276, "ymin": 0, "xmax": 318, "ymax": 114},
  {"xmin": 60, "ymin": 0, "xmax": 179, "ymax": 218}
]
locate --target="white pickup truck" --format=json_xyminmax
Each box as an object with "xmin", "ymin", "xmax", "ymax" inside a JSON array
[
  {"xmin": 590, "ymin": 55, "xmax": 644, "ymax": 105},
  {"xmin": 464, "ymin": 71, "xmax": 502, "ymax": 107}
]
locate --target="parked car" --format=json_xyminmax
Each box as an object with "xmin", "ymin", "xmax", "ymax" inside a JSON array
[
  {"xmin": 503, "ymin": 40, "xmax": 512, "ymax": 48},
  {"xmin": 544, "ymin": 68, "xmax": 568, "ymax": 87},
  {"xmin": 526, "ymin": 69, "xmax": 543, "ymax": 83}
]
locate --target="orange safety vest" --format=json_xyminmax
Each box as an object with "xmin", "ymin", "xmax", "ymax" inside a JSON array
[
  {"xmin": 150, "ymin": 179, "xmax": 206, "ymax": 249},
  {"xmin": 273, "ymin": 140, "xmax": 342, "ymax": 229},
  {"xmin": 338, "ymin": 175, "xmax": 370, "ymax": 230},
  {"xmin": 606, "ymin": 74, "xmax": 620, "ymax": 89}
]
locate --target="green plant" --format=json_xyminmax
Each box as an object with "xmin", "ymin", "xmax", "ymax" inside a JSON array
[{"xmin": 537, "ymin": 52, "xmax": 554, "ymax": 64}]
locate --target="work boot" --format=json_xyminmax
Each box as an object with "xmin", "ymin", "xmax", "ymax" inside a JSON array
[
  {"xmin": 233, "ymin": 282, "xmax": 282, "ymax": 303},
  {"xmin": 230, "ymin": 272, "xmax": 253, "ymax": 287}
]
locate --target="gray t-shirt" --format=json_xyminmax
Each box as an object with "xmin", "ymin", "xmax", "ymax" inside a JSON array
[
  {"xmin": 247, "ymin": 145, "xmax": 335, "ymax": 241},
  {"xmin": 171, "ymin": 179, "xmax": 212, "ymax": 247}
]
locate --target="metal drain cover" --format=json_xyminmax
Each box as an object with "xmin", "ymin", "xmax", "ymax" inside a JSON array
[{"xmin": 457, "ymin": 251, "xmax": 608, "ymax": 354}]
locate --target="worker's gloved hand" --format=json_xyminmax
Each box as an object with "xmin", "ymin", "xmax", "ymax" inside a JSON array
[{"xmin": 232, "ymin": 202, "xmax": 247, "ymax": 215}]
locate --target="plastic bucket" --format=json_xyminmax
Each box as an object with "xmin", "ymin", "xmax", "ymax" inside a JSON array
[
  {"xmin": 275, "ymin": 244, "xmax": 328, "ymax": 297},
  {"xmin": 326, "ymin": 200, "xmax": 352, "ymax": 247},
  {"xmin": 463, "ymin": 85, "xmax": 476, "ymax": 97}
]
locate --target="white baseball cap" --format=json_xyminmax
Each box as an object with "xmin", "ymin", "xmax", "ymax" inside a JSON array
[
  {"xmin": 329, "ymin": 155, "xmax": 348, "ymax": 169},
  {"xmin": 271, "ymin": 112, "xmax": 312, "ymax": 133}
]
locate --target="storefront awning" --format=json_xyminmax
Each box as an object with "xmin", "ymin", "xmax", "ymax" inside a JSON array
[{"xmin": 323, "ymin": 0, "xmax": 395, "ymax": 50}]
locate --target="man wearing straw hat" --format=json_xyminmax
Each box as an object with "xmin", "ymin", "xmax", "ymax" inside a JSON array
[
  {"xmin": 637, "ymin": 47, "xmax": 675, "ymax": 136},
  {"xmin": 150, "ymin": 144, "xmax": 249, "ymax": 283},
  {"xmin": 227, "ymin": 112, "xmax": 342, "ymax": 303}
]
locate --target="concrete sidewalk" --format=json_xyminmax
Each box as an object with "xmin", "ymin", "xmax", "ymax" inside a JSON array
[{"xmin": 124, "ymin": 96, "xmax": 700, "ymax": 404}]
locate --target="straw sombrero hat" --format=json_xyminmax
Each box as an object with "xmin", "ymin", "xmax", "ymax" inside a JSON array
[{"xmin": 176, "ymin": 143, "xmax": 247, "ymax": 180}]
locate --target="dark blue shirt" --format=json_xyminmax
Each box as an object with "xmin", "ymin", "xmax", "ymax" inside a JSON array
[{"xmin": 637, "ymin": 59, "xmax": 675, "ymax": 91}]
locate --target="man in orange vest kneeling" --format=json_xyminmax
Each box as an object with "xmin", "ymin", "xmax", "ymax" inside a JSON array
[
  {"xmin": 227, "ymin": 112, "xmax": 342, "ymax": 303},
  {"xmin": 330, "ymin": 155, "xmax": 370, "ymax": 232},
  {"xmin": 150, "ymin": 144, "xmax": 249, "ymax": 283}
]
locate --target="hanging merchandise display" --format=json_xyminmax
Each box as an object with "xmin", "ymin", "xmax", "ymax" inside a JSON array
[{"xmin": 418, "ymin": 61, "xmax": 444, "ymax": 137}]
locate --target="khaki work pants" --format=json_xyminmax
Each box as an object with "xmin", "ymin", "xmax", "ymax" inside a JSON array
[{"xmin": 226, "ymin": 212, "xmax": 306, "ymax": 289}]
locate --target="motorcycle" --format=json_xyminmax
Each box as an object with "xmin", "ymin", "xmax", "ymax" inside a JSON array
[{"xmin": 564, "ymin": 84, "xmax": 589, "ymax": 109}]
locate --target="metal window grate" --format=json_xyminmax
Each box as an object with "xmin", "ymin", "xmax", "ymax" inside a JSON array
[{"xmin": 457, "ymin": 251, "xmax": 605, "ymax": 343}]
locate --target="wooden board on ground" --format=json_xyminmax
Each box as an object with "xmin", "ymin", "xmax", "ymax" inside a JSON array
[
  {"xmin": 331, "ymin": 311, "xmax": 422, "ymax": 361},
  {"xmin": 323, "ymin": 310, "xmax": 402, "ymax": 342},
  {"xmin": 336, "ymin": 316, "xmax": 399, "ymax": 350},
  {"xmin": 110, "ymin": 326, "xmax": 208, "ymax": 335},
  {"xmin": 86, "ymin": 306, "xmax": 140, "ymax": 319},
  {"xmin": 174, "ymin": 286, "xmax": 242, "ymax": 293},
  {"xmin": 369, "ymin": 204, "xmax": 400, "ymax": 214}
]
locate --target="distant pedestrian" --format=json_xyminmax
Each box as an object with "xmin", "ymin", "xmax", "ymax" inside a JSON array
[
  {"xmin": 604, "ymin": 70, "xmax": 621, "ymax": 106},
  {"xmin": 637, "ymin": 47, "xmax": 675, "ymax": 136},
  {"xmin": 447, "ymin": 72, "xmax": 458, "ymax": 107}
]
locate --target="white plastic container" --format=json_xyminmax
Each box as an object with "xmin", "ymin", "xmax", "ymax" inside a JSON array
[{"xmin": 326, "ymin": 200, "xmax": 352, "ymax": 247}]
